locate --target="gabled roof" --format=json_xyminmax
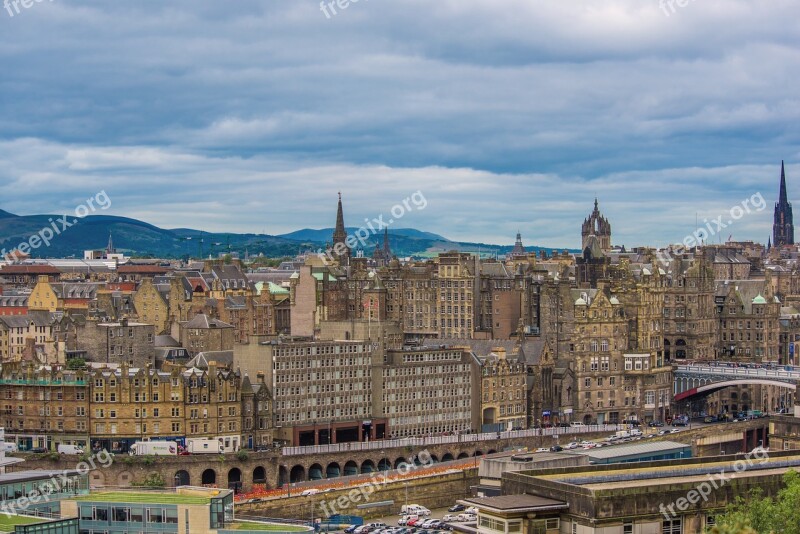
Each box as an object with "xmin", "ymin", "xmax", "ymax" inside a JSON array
[{"xmin": 182, "ymin": 314, "xmax": 233, "ymax": 329}]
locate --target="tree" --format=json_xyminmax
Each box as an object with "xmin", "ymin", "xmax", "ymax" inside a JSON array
[
  {"xmin": 713, "ymin": 470, "xmax": 800, "ymax": 533},
  {"xmin": 66, "ymin": 357, "xmax": 86, "ymax": 370}
]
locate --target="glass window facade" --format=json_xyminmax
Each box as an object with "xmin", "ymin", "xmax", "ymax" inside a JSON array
[
  {"xmin": 78, "ymin": 503, "xmax": 179, "ymax": 533},
  {"xmin": 15, "ymin": 518, "xmax": 79, "ymax": 534}
]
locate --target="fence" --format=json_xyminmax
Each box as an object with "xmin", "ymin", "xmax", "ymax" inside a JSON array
[{"xmin": 281, "ymin": 425, "xmax": 625, "ymax": 456}]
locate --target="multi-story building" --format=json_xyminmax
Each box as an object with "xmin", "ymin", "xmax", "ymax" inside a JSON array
[
  {"xmin": 78, "ymin": 318, "xmax": 156, "ymax": 365},
  {"xmin": 0, "ymin": 363, "xmax": 89, "ymax": 451},
  {"xmin": 436, "ymin": 252, "xmax": 479, "ymax": 339},
  {"xmin": 178, "ymin": 314, "xmax": 234, "ymax": 356},
  {"xmin": 0, "ymin": 311, "xmax": 59, "ymax": 363},
  {"xmin": 662, "ymin": 253, "xmax": 718, "ymax": 361},
  {"xmin": 131, "ymin": 278, "xmax": 170, "ymax": 334},
  {"xmin": 87, "ymin": 363, "xmax": 183, "ymax": 453},
  {"xmin": 382, "ymin": 346, "xmax": 480, "ymax": 437},
  {"xmin": 715, "ymin": 279, "xmax": 780, "ymax": 362},
  {"xmin": 267, "ymin": 340, "xmax": 379, "ymax": 445},
  {"xmin": 479, "ymin": 347, "xmax": 528, "ymax": 431}
]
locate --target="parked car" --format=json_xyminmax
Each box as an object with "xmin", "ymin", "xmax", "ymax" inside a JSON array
[
  {"xmin": 669, "ymin": 429, "xmax": 680, "ymax": 434},
  {"xmin": 550, "ymin": 445, "xmax": 563, "ymax": 452},
  {"xmin": 28, "ymin": 447, "xmax": 48, "ymax": 454},
  {"xmin": 300, "ymin": 488, "xmax": 321, "ymax": 496},
  {"xmin": 534, "ymin": 447, "xmax": 549, "ymax": 453},
  {"xmin": 345, "ymin": 525, "xmax": 359, "ymax": 533},
  {"xmin": 354, "ymin": 526, "xmax": 372, "ymax": 534},
  {"xmin": 565, "ymin": 442, "xmax": 579, "ymax": 449},
  {"xmin": 448, "ymin": 504, "xmax": 465, "ymax": 512},
  {"xmin": 465, "ymin": 507, "xmax": 478, "ymax": 515},
  {"xmin": 398, "ymin": 516, "xmax": 418, "ymax": 526},
  {"xmin": 442, "ymin": 515, "xmax": 458, "ymax": 522},
  {"xmin": 570, "ymin": 422, "xmax": 586, "ymax": 428},
  {"xmin": 648, "ymin": 421, "xmax": 664, "ymax": 427},
  {"xmin": 558, "ymin": 422, "xmax": 570, "ymax": 428}
]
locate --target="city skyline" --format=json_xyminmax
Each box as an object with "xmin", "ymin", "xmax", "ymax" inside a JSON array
[{"xmin": 1, "ymin": 1, "xmax": 798, "ymax": 248}]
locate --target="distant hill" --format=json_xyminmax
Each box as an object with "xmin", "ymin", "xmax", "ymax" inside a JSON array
[{"xmin": 0, "ymin": 210, "xmax": 570, "ymax": 259}]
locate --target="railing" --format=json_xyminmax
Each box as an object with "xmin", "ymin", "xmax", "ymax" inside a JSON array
[
  {"xmin": 281, "ymin": 424, "xmax": 625, "ymax": 456},
  {"xmin": 675, "ymin": 364, "xmax": 800, "ymax": 380}
]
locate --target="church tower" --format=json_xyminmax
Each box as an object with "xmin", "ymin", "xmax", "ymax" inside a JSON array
[
  {"xmin": 773, "ymin": 161, "xmax": 794, "ymax": 248},
  {"xmin": 581, "ymin": 199, "xmax": 612, "ymax": 252}
]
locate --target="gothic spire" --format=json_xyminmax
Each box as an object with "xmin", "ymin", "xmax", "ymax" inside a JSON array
[
  {"xmin": 332, "ymin": 192, "xmax": 350, "ymax": 261},
  {"xmin": 106, "ymin": 232, "xmax": 114, "ymax": 254},
  {"xmin": 382, "ymin": 227, "xmax": 391, "ymax": 255},
  {"xmin": 780, "ymin": 160, "xmax": 788, "ymax": 204}
]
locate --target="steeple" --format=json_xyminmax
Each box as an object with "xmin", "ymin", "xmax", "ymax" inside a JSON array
[
  {"xmin": 780, "ymin": 161, "xmax": 788, "ymax": 204},
  {"xmin": 331, "ymin": 192, "xmax": 351, "ymax": 262},
  {"xmin": 106, "ymin": 232, "xmax": 115, "ymax": 255},
  {"xmin": 382, "ymin": 227, "xmax": 391, "ymax": 256},
  {"xmin": 773, "ymin": 161, "xmax": 794, "ymax": 248}
]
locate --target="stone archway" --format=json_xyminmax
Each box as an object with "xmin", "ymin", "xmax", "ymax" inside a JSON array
[
  {"xmin": 290, "ymin": 465, "xmax": 305, "ymax": 483},
  {"xmin": 360, "ymin": 460, "xmax": 375, "ymax": 474},
  {"xmin": 344, "ymin": 461, "xmax": 359, "ymax": 476},
  {"xmin": 174, "ymin": 470, "xmax": 190, "ymax": 487},
  {"xmin": 201, "ymin": 469, "xmax": 216, "ymax": 486},
  {"xmin": 253, "ymin": 466, "xmax": 266, "ymax": 485}
]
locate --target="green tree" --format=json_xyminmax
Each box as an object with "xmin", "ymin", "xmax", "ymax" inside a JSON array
[
  {"xmin": 713, "ymin": 470, "xmax": 800, "ymax": 534},
  {"xmin": 66, "ymin": 357, "xmax": 86, "ymax": 370}
]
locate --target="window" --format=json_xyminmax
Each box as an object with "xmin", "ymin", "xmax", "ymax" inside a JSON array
[
  {"xmin": 662, "ymin": 518, "xmax": 682, "ymax": 534},
  {"xmin": 705, "ymin": 516, "xmax": 716, "ymax": 528},
  {"xmin": 624, "ymin": 521, "xmax": 633, "ymax": 534},
  {"xmin": 147, "ymin": 507, "xmax": 164, "ymax": 523}
]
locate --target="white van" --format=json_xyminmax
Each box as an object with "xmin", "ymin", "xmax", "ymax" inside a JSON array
[
  {"xmin": 57, "ymin": 444, "xmax": 84, "ymax": 455},
  {"xmin": 400, "ymin": 505, "xmax": 431, "ymax": 517},
  {"xmin": 0, "ymin": 442, "xmax": 18, "ymax": 453},
  {"xmin": 570, "ymin": 422, "xmax": 586, "ymax": 428}
]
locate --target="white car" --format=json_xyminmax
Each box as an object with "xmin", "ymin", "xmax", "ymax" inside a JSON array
[
  {"xmin": 535, "ymin": 447, "xmax": 549, "ymax": 453},
  {"xmin": 457, "ymin": 513, "xmax": 477, "ymax": 522},
  {"xmin": 421, "ymin": 520, "xmax": 438, "ymax": 529},
  {"xmin": 565, "ymin": 442, "xmax": 579, "ymax": 450},
  {"xmin": 397, "ymin": 516, "xmax": 417, "ymax": 526},
  {"xmin": 442, "ymin": 515, "xmax": 458, "ymax": 522},
  {"xmin": 300, "ymin": 488, "xmax": 321, "ymax": 496}
]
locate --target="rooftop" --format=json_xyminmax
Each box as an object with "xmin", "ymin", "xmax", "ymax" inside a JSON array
[
  {"xmin": 571, "ymin": 440, "xmax": 691, "ymax": 461},
  {"xmin": 73, "ymin": 489, "xmax": 227, "ymax": 505},
  {"xmin": 462, "ymin": 494, "xmax": 568, "ymax": 513},
  {"xmin": 0, "ymin": 515, "xmax": 46, "ymax": 533}
]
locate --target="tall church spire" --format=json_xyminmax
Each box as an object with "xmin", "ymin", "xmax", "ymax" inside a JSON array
[
  {"xmin": 106, "ymin": 232, "xmax": 115, "ymax": 255},
  {"xmin": 332, "ymin": 192, "xmax": 351, "ymax": 262},
  {"xmin": 773, "ymin": 161, "xmax": 794, "ymax": 248},
  {"xmin": 780, "ymin": 160, "xmax": 788, "ymax": 204}
]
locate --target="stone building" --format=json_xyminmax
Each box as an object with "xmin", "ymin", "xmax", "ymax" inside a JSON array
[
  {"xmin": 0, "ymin": 363, "xmax": 89, "ymax": 451},
  {"xmin": 479, "ymin": 347, "xmax": 528, "ymax": 431},
  {"xmin": 177, "ymin": 314, "xmax": 234, "ymax": 356},
  {"xmin": 436, "ymin": 252, "xmax": 479, "ymax": 339},
  {"xmin": 77, "ymin": 318, "xmax": 156, "ymax": 365},
  {"xmin": 132, "ymin": 278, "xmax": 170, "ymax": 334},
  {"xmin": 662, "ymin": 254, "xmax": 718, "ymax": 362}
]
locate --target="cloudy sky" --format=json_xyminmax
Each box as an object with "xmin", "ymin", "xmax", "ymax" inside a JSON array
[{"xmin": 0, "ymin": 0, "xmax": 798, "ymax": 249}]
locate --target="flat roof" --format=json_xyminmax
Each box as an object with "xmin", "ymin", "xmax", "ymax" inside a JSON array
[
  {"xmin": 0, "ymin": 470, "xmax": 81, "ymax": 484},
  {"xmin": 73, "ymin": 491, "xmax": 218, "ymax": 505},
  {"xmin": 0, "ymin": 515, "xmax": 47, "ymax": 533},
  {"xmin": 462, "ymin": 494, "xmax": 568, "ymax": 513},
  {"xmin": 572, "ymin": 440, "xmax": 691, "ymax": 461},
  {"xmin": 536, "ymin": 454, "xmax": 800, "ymax": 491}
]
